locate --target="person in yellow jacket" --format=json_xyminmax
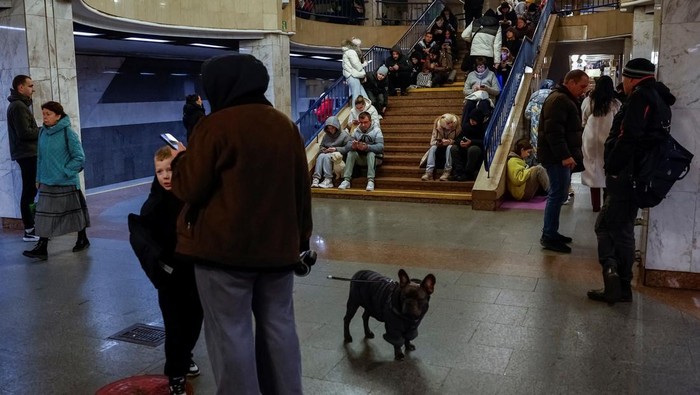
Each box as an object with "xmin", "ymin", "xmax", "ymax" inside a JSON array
[{"xmin": 507, "ymin": 138, "xmax": 549, "ymax": 201}]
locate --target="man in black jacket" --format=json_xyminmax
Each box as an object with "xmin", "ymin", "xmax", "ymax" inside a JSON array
[
  {"xmin": 588, "ymin": 58, "xmax": 674, "ymax": 305},
  {"xmin": 538, "ymin": 69, "xmax": 589, "ymax": 253},
  {"xmin": 6, "ymin": 75, "xmax": 40, "ymax": 242}
]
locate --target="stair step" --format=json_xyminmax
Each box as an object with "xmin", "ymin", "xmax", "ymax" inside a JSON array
[
  {"xmin": 312, "ymin": 188, "xmax": 472, "ymax": 205},
  {"xmin": 385, "ymin": 146, "xmax": 429, "ymax": 154},
  {"xmin": 383, "ymin": 135, "xmax": 430, "ymax": 143},
  {"xmin": 314, "ymin": 176, "xmax": 473, "ymax": 193},
  {"xmin": 381, "ymin": 116, "xmax": 436, "ymax": 124},
  {"xmin": 384, "ymin": 154, "xmax": 424, "ymax": 165},
  {"xmin": 386, "ymin": 107, "xmax": 463, "ymax": 116}
]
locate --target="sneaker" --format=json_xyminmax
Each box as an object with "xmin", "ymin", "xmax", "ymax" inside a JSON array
[
  {"xmin": 439, "ymin": 170, "xmax": 451, "ymax": 181},
  {"xmin": 319, "ymin": 178, "xmax": 334, "ymax": 188},
  {"xmin": 187, "ymin": 360, "xmax": 200, "ymax": 377},
  {"xmin": 540, "ymin": 237, "xmax": 571, "ymax": 253},
  {"xmin": 338, "ymin": 180, "xmax": 351, "ymax": 190},
  {"xmin": 603, "ymin": 266, "xmax": 622, "ymax": 304},
  {"xmin": 562, "ymin": 196, "xmax": 572, "ymax": 205},
  {"xmin": 311, "ymin": 177, "xmax": 320, "ymax": 188},
  {"xmin": 23, "ymin": 228, "xmax": 40, "ymax": 242},
  {"xmin": 169, "ymin": 376, "xmax": 186, "ymax": 395},
  {"xmin": 366, "ymin": 180, "xmax": 375, "ymax": 191},
  {"xmin": 555, "ymin": 233, "xmax": 573, "ymax": 243},
  {"xmin": 421, "ymin": 171, "xmax": 433, "ymax": 181}
]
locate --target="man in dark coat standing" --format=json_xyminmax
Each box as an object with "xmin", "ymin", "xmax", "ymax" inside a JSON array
[
  {"xmin": 587, "ymin": 58, "xmax": 674, "ymax": 305},
  {"xmin": 538, "ymin": 69, "xmax": 589, "ymax": 253},
  {"xmin": 6, "ymin": 75, "xmax": 40, "ymax": 242}
]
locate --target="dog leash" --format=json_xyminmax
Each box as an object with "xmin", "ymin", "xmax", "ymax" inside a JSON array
[{"xmin": 327, "ymin": 275, "xmax": 390, "ymax": 283}]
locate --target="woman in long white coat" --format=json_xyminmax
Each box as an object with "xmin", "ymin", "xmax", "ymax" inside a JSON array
[
  {"xmin": 341, "ymin": 37, "xmax": 369, "ymax": 104},
  {"xmin": 581, "ymin": 75, "xmax": 621, "ymax": 212}
]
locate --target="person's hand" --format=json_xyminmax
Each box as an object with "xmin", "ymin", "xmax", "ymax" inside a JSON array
[
  {"xmin": 473, "ymin": 83, "xmax": 481, "ymax": 91},
  {"xmin": 357, "ymin": 142, "xmax": 368, "ymax": 151},
  {"xmin": 351, "ymin": 140, "xmax": 359, "ymax": 151},
  {"xmin": 352, "ymin": 119, "xmax": 359, "ymax": 125},
  {"xmin": 442, "ymin": 138, "xmax": 451, "ymax": 146},
  {"xmin": 562, "ymin": 157, "xmax": 576, "ymax": 169},
  {"xmin": 460, "ymin": 139, "xmax": 470, "ymax": 148},
  {"xmin": 172, "ymin": 141, "xmax": 186, "ymax": 157},
  {"xmin": 327, "ymin": 147, "xmax": 336, "ymax": 153}
]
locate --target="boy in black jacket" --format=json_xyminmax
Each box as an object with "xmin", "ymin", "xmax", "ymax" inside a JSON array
[{"xmin": 129, "ymin": 146, "xmax": 203, "ymax": 395}]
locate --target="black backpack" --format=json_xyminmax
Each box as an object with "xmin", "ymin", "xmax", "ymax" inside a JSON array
[{"xmin": 632, "ymin": 132, "xmax": 693, "ymax": 208}]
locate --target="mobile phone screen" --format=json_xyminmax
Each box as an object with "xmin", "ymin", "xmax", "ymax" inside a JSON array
[{"xmin": 160, "ymin": 133, "xmax": 179, "ymax": 150}]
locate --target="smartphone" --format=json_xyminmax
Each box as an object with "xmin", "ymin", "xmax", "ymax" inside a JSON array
[{"xmin": 160, "ymin": 133, "xmax": 179, "ymax": 150}]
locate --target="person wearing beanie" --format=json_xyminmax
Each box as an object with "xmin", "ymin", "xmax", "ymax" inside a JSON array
[
  {"xmin": 169, "ymin": 53, "xmax": 312, "ymax": 394},
  {"xmin": 537, "ymin": 69, "xmax": 589, "ymax": 254},
  {"xmin": 361, "ymin": 65, "xmax": 390, "ymax": 115},
  {"xmin": 588, "ymin": 58, "xmax": 675, "ymax": 306}
]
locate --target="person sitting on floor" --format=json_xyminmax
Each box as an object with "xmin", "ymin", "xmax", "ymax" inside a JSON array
[
  {"xmin": 311, "ymin": 116, "xmax": 350, "ymax": 189},
  {"xmin": 339, "ymin": 111, "xmax": 384, "ymax": 192},
  {"xmin": 420, "ymin": 113, "xmax": 460, "ymax": 181},
  {"xmin": 450, "ymin": 109, "xmax": 486, "ymax": 181},
  {"xmin": 506, "ymin": 138, "xmax": 550, "ymax": 201}
]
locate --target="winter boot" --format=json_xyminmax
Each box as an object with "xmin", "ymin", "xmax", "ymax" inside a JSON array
[{"xmin": 23, "ymin": 237, "xmax": 48, "ymax": 260}]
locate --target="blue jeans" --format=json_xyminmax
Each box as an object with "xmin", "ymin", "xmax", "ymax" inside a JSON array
[{"xmin": 542, "ymin": 163, "xmax": 571, "ymax": 240}]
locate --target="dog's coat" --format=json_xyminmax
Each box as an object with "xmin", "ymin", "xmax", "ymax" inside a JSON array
[
  {"xmin": 343, "ymin": 269, "xmax": 435, "ymax": 360},
  {"xmin": 330, "ymin": 151, "xmax": 345, "ymax": 180}
]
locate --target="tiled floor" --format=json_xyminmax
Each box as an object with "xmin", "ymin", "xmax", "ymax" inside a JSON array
[{"xmin": 1, "ymin": 179, "xmax": 699, "ymax": 394}]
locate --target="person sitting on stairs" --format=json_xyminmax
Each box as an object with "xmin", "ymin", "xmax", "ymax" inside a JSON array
[
  {"xmin": 311, "ymin": 116, "xmax": 350, "ymax": 189},
  {"xmin": 420, "ymin": 113, "xmax": 460, "ymax": 181},
  {"xmin": 450, "ymin": 109, "xmax": 486, "ymax": 181},
  {"xmin": 339, "ymin": 112, "xmax": 384, "ymax": 192}
]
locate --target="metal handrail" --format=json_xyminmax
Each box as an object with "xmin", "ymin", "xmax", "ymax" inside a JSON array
[
  {"xmin": 296, "ymin": 0, "xmax": 445, "ymax": 146},
  {"xmin": 556, "ymin": 0, "xmax": 619, "ymax": 14},
  {"xmin": 296, "ymin": 0, "xmax": 368, "ymax": 25},
  {"xmin": 375, "ymin": 0, "xmax": 440, "ymax": 25},
  {"xmin": 482, "ymin": 0, "xmax": 555, "ymax": 174}
]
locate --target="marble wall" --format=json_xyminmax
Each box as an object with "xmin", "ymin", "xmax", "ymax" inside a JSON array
[
  {"xmin": 645, "ymin": 0, "xmax": 700, "ymax": 273},
  {"xmin": 631, "ymin": 7, "xmax": 655, "ymax": 59},
  {"xmin": 0, "ymin": 0, "xmax": 78, "ymax": 222},
  {"xmin": 243, "ymin": 35, "xmax": 293, "ymax": 117}
]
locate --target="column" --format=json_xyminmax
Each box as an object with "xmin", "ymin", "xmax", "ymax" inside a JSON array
[
  {"xmin": 643, "ymin": 0, "xmax": 700, "ymax": 287},
  {"xmin": 242, "ymin": 34, "xmax": 292, "ymax": 118},
  {"xmin": 0, "ymin": 0, "xmax": 80, "ymax": 226}
]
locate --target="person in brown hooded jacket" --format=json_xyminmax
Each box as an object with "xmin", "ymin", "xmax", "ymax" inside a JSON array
[{"xmin": 170, "ymin": 53, "xmax": 312, "ymax": 395}]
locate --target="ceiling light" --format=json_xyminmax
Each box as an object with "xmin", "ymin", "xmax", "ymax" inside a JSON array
[
  {"xmin": 125, "ymin": 37, "xmax": 171, "ymax": 43},
  {"xmin": 0, "ymin": 25, "xmax": 25, "ymax": 31},
  {"xmin": 190, "ymin": 43, "xmax": 228, "ymax": 49},
  {"xmin": 310, "ymin": 55, "xmax": 333, "ymax": 60},
  {"xmin": 74, "ymin": 31, "xmax": 100, "ymax": 37},
  {"xmin": 289, "ymin": 53, "xmax": 304, "ymax": 57},
  {"xmin": 140, "ymin": 72, "xmax": 155, "ymax": 76},
  {"xmin": 170, "ymin": 73, "xmax": 188, "ymax": 76}
]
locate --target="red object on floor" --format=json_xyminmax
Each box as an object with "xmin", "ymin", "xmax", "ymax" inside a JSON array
[{"xmin": 95, "ymin": 375, "xmax": 194, "ymax": 394}]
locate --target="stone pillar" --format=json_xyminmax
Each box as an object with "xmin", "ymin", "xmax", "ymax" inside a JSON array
[
  {"xmin": 631, "ymin": 6, "xmax": 655, "ymax": 59},
  {"xmin": 242, "ymin": 34, "xmax": 292, "ymax": 118},
  {"xmin": 0, "ymin": 0, "xmax": 80, "ymax": 226},
  {"xmin": 642, "ymin": 0, "xmax": 700, "ymax": 288}
]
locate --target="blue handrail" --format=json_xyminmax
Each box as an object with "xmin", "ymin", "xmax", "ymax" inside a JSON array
[
  {"xmin": 296, "ymin": 0, "xmax": 446, "ymax": 146},
  {"xmin": 482, "ymin": 0, "xmax": 555, "ymax": 175}
]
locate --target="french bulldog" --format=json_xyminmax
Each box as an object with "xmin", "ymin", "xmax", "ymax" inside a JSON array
[{"xmin": 343, "ymin": 269, "xmax": 436, "ymax": 360}]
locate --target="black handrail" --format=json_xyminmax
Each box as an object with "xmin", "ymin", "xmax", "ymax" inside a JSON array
[
  {"xmin": 556, "ymin": 0, "xmax": 619, "ymax": 14},
  {"xmin": 296, "ymin": 0, "xmax": 367, "ymax": 25}
]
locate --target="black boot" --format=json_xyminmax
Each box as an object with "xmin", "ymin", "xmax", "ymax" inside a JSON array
[
  {"xmin": 73, "ymin": 229, "xmax": 90, "ymax": 252},
  {"xmin": 23, "ymin": 237, "xmax": 48, "ymax": 260},
  {"xmin": 587, "ymin": 263, "xmax": 622, "ymax": 305},
  {"xmin": 620, "ymin": 281, "xmax": 633, "ymax": 302}
]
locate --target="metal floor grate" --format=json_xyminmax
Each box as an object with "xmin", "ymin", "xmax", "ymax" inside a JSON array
[{"xmin": 108, "ymin": 323, "xmax": 165, "ymax": 347}]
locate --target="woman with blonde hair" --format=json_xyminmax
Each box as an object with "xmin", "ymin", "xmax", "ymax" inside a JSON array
[
  {"xmin": 341, "ymin": 37, "xmax": 369, "ymax": 104},
  {"xmin": 420, "ymin": 113, "xmax": 460, "ymax": 181}
]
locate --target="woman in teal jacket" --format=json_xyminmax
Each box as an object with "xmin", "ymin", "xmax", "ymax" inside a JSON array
[{"xmin": 23, "ymin": 101, "xmax": 90, "ymax": 260}]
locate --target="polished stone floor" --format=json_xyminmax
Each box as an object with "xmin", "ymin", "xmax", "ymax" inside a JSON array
[{"xmin": 1, "ymin": 179, "xmax": 699, "ymax": 394}]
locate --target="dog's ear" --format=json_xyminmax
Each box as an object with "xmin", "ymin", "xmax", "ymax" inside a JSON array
[
  {"xmin": 421, "ymin": 274, "xmax": 436, "ymax": 294},
  {"xmin": 398, "ymin": 269, "xmax": 410, "ymax": 287}
]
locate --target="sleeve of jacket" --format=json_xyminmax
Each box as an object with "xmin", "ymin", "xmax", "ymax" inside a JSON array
[
  {"xmin": 170, "ymin": 121, "xmax": 222, "ymax": 205},
  {"xmin": 542, "ymin": 96, "xmax": 573, "ymax": 161},
  {"xmin": 367, "ymin": 129, "xmax": 384, "ymax": 154},
  {"xmin": 294, "ymin": 130, "xmax": 313, "ymax": 252},
  {"xmin": 64, "ymin": 128, "xmax": 86, "ymax": 177},
  {"xmin": 524, "ymin": 97, "xmax": 535, "ymax": 120},
  {"xmin": 464, "ymin": 74, "xmax": 476, "ymax": 96},
  {"xmin": 128, "ymin": 211, "xmax": 164, "ymax": 289},
  {"xmin": 347, "ymin": 51, "xmax": 367, "ymax": 78},
  {"xmin": 581, "ymin": 96, "xmax": 591, "ymax": 129},
  {"xmin": 8, "ymin": 104, "xmax": 39, "ymax": 142},
  {"xmin": 398, "ymin": 58, "xmax": 412, "ymax": 73},
  {"xmin": 493, "ymin": 27, "xmax": 503, "ymax": 61},
  {"xmin": 462, "ymin": 21, "xmax": 474, "ymax": 41},
  {"xmin": 336, "ymin": 133, "xmax": 351, "ymax": 155},
  {"xmin": 485, "ymin": 73, "xmax": 501, "ymax": 96},
  {"xmin": 605, "ymin": 93, "xmax": 647, "ymax": 174},
  {"xmin": 507, "ymin": 157, "xmax": 529, "ymax": 186},
  {"xmin": 429, "ymin": 118, "xmax": 440, "ymax": 146}
]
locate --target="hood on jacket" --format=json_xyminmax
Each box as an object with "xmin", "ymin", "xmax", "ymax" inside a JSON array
[
  {"xmin": 478, "ymin": 15, "xmax": 499, "ymax": 27},
  {"xmin": 323, "ymin": 116, "xmax": 341, "ymax": 132},
  {"xmin": 508, "ymin": 151, "xmax": 521, "ymax": 159},
  {"xmin": 42, "ymin": 115, "xmax": 72, "ymax": 135},
  {"xmin": 655, "ymin": 81, "xmax": 676, "ymax": 106},
  {"xmin": 391, "ymin": 45, "xmax": 404, "ymax": 57},
  {"xmin": 201, "ymin": 54, "xmax": 271, "ymax": 113},
  {"xmin": 540, "ymin": 79, "xmax": 555, "ymax": 89},
  {"xmin": 7, "ymin": 88, "xmax": 32, "ymax": 106},
  {"xmin": 183, "ymin": 102, "xmax": 205, "ymax": 116}
]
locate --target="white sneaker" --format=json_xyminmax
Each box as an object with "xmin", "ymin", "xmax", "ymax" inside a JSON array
[
  {"xmin": 311, "ymin": 177, "xmax": 320, "ymax": 188},
  {"xmin": 23, "ymin": 228, "xmax": 40, "ymax": 242},
  {"xmin": 366, "ymin": 180, "xmax": 375, "ymax": 191},
  {"xmin": 339, "ymin": 180, "xmax": 351, "ymax": 190},
  {"xmin": 319, "ymin": 178, "xmax": 334, "ymax": 188}
]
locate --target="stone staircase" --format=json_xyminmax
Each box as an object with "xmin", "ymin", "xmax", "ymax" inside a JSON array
[{"xmin": 311, "ymin": 85, "xmax": 477, "ymax": 205}]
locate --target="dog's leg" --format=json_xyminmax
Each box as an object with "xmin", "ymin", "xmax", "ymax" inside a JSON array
[
  {"xmin": 343, "ymin": 299, "xmax": 360, "ymax": 343},
  {"xmin": 405, "ymin": 340, "xmax": 415, "ymax": 352},
  {"xmin": 392, "ymin": 345, "xmax": 405, "ymax": 361},
  {"xmin": 383, "ymin": 332, "xmax": 406, "ymax": 361},
  {"xmin": 361, "ymin": 310, "xmax": 375, "ymax": 339}
]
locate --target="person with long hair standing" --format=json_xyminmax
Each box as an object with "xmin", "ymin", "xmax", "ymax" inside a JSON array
[
  {"xmin": 581, "ymin": 76, "xmax": 621, "ymax": 212},
  {"xmin": 23, "ymin": 101, "xmax": 90, "ymax": 260}
]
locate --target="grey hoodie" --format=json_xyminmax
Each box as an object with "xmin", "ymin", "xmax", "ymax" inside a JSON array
[{"xmin": 320, "ymin": 116, "xmax": 350, "ymax": 155}]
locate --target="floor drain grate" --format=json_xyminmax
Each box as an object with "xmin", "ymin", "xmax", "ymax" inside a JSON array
[{"xmin": 108, "ymin": 323, "xmax": 165, "ymax": 347}]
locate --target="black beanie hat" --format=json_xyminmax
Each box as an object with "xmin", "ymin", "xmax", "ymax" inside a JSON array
[{"xmin": 622, "ymin": 58, "xmax": 655, "ymax": 79}]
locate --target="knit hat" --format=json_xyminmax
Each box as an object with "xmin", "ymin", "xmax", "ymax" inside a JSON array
[
  {"xmin": 622, "ymin": 58, "xmax": 655, "ymax": 79},
  {"xmin": 377, "ymin": 65, "xmax": 388, "ymax": 76},
  {"xmin": 499, "ymin": 2, "xmax": 510, "ymax": 10},
  {"xmin": 351, "ymin": 37, "xmax": 362, "ymax": 47}
]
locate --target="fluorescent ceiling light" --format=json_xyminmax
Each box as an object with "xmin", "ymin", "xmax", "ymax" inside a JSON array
[
  {"xmin": 140, "ymin": 72, "xmax": 156, "ymax": 76},
  {"xmin": 74, "ymin": 31, "xmax": 100, "ymax": 37},
  {"xmin": 170, "ymin": 73, "xmax": 188, "ymax": 76},
  {"xmin": 289, "ymin": 53, "xmax": 304, "ymax": 57},
  {"xmin": 102, "ymin": 71, "xmax": 120, "ymax": 74},
  {"xmin": 0, "ymin": 25, "xmax": 25, "ymax": 31},
  {"xmin": 310, "ymin": 55, "xmax": 333, "ymax": 60},
  {"xmin": 125, "ymin": 37, "xmax": 171, "ymax": 43},
  {"xmin": 190, "ymin": 43, "xmax": 228, "ymax": 49}
]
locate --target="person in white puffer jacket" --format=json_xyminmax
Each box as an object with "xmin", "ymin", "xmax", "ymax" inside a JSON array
[{"xmin": 341, "ymin": 37, "xmax": 369, "ymax": 104}]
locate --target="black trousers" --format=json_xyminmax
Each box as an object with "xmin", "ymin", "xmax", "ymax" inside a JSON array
[
  {"xmin": 16, "ymin": 156, "xmax": 38, "ymax": 229},
  {"xmin": 387, "ymin": 72, "xmax": 410, "ymax": 93},
  {"xmin": 450, "ymin": 145, "xmax": 483, "ymax": 180},
  {"xmin": 595, "ymin": 182, "xmax": 638, "ymax": 284},
  {"xmin": 158, "ymin": 261, "xmax": 204, "ymax": 378}
]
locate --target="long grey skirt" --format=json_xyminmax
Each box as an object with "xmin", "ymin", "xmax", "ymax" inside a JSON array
[{"xmin": 34, "ymin": 185, "xmax": 90, "ymax": 238}]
